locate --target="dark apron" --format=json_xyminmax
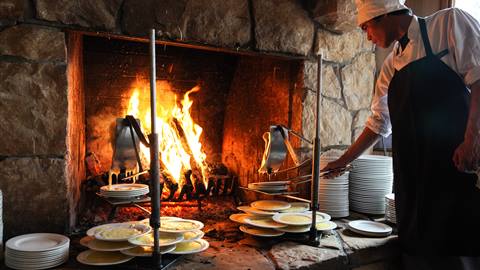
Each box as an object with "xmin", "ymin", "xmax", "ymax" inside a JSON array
[{"xmin": 387, "ymin": 18, "xmax": 480, "ymax": 256}]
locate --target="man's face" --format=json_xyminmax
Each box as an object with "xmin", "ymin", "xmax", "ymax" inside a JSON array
[{"xmin": 360, "ymin": 15, "xmax": 395, "ymax": 48}]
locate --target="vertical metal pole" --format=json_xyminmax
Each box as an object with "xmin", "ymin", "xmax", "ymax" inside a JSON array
[
  {"xmin": 309, "ymin": 54, "xmax": 322, "ymax": 245},
  {"xmin": 148, "ymin": 29, "xmax": 162, "ymax": 268}
]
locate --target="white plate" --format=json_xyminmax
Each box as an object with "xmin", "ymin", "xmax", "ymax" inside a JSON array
[
  {"xmin": 316, "ymin": 221, "xmax": 337, "ymax": 231},
  {"xmin": 76, "ymin": 250, "xmax": 134, "ymax": 266},
  {"xmin": 248, "ymin": 184, "xmax": 288, "ymax": 191},
  {"xmin": 95, "ymin": 223, "xmax": 151, "ymax": 242},
  {"xmin": 183, "ymin": 230, "xmax": 205, "ymax": 242},
  {"xmin": 87, "ymin": 223, "xmax": 126, "ymax": 237},
  {"xmin": 229, "ymin": 213, "xmax": 253, "ymax": 224},
  {"xmin": 249, "ymin": 181, "xmax": 290, "ymax": 186},
  {"xmin": 88, "ymin": 238, "xmax": 135, "ymax": 251},
  {"xmin": 120, "ymin": 244, "xmax": 176, "ymax": 257},
  {"xmin": 279, "ymin": 202, "xmax": 310, "ymax": 213},
  {"xmin": 272, "ymin": 212, "xmax": 312, "ymax": 226},
  {"xmin": 275, "ymin": 225, "xmax": 311, "ymax": 233},
  {"xmin": 5, "ymin": 245, "xmax": 69, "ymax": 257},
  {"xmin": 251, "ymin": 200, "xmax": 291, "ymax": 211},
  {"xmin": 6, "ymin": 252, "xmax": 68, "ymax": 265},
  {"xmin": 6, "ymin": 255, "xmax": 68, "ymax": 270},
  {"xmin": 79, "ymin": 236, "xmax": 94, "ymax": 248},
  {"xmin": 100, "ymin": 183, "xmax": 149, "ymax": 192},
  {"xmin": 348, "ymin": 220, "xmax": 392, "ymax": 237},
  {"xmin": 244, "ymin": 217, "xmax": 287, "ymax": 229},
  {"xmin": 5, "ymin": 250, "xmax": 68, "ymax": 263},
  {"xmin": 239, "ymin": 225, "xmax": 285, "ymax": 237},
  {"xmin": 159, "ymin": 219, "xmax": 204, "ymax": 233},
  {"xmin": 6, "ymin": 233, "xmax": 69, "ymax": 252},
  {"xmin": 237, "ymin": 206, "xmax": 278, "ymax": 216},
  {"xmin": 128, "ymin": 231, "xmax": 184, "ymax": 247},
  {"xmin": 304, "ymin": 211, "xmax": 331, "ymax": 223},
  {"xmin": 169, "ymin": 239, "xmax": 209, "ymax": 255}
]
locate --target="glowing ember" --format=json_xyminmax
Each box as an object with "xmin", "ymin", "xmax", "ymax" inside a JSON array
[{"xmin": 126, "ymin": 79, "xmax": 209, "ymax": 186}]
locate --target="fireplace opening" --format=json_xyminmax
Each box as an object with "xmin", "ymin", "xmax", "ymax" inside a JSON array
[{"xmin": 70, "ymin": 33, "xmax": 305, "ymax": 231}]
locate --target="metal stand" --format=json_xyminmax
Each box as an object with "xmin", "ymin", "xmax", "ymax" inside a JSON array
[
  {"xmin": 308, "ymin": 54, "xmax": 323, "ymax": 246},
  {"xmin": 149, "ymin": 28, "xmax": 162, "ymax": 269}
]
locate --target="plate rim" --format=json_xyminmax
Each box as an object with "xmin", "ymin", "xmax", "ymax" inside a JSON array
[
  {"xmin": 272, "ymin": 212, "xmax": 312, "ymax": 226},
  {"xmin": 128, "ymin": 231, "xmax": 184, "ymax": 247},
  {"xmin": 169, "ymin": 239, "xmax": 210, "ymax": 255},
  {"xmin": 239, "ymin": 225, "xmax": 285, "ymax": 237},
  {"xmin": 76, "ymin": 250, "xmax": 134, "ymax": 266},
  {"xmin": 6, "ymin": 233, "xmax": 70, "ymax": 252},
  {"xmin": 251, "ymin": 200, "xmax": 291, "ymax": 211}
]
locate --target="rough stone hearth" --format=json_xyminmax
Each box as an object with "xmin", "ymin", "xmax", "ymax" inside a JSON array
[{"xmin": 57, "ymin": 215, "xmax": 400, "ymax": 270}]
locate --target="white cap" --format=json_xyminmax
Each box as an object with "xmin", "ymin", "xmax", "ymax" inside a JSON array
[{"xmin": 355, "ymin": 0, "xmax": 408, "ymax": 26}]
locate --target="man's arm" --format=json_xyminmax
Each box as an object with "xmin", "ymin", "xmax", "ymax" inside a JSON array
[{"xmin": 453, "ymin": 80, "xmax": 480, "ymax": 172}]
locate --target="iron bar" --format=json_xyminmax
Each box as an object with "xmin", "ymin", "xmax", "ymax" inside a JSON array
[
  {"xmin": 148, "ymin": 28, "xmax": 162, "ymax": 268},
  {"xmin": 309, "ymin": 54, "xmax": 323, "ymax": 245}
]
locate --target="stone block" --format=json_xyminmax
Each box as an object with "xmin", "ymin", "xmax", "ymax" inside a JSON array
[
  {"xmin": 0, "ymin": 0, "xmax": 24, "ymax": 21},
  {"xmin": 315, "ymin": 29, "xmax": 372, "ymax": 63},
  {"xmin": 303, "ymin": 94, "xmax": 352, "ymax": 147},
  {"xmin": 311, "ymin": 0, "xmax": 358, "ymax": 33},
  {"xmin": 253, "ymin": 0, "xmax": 314, "ymax": 56},
  {"xmin": 304, "ymin": 60, "xmax": 342, "ymax": 99},
  {"xmin": 352, "ymin": 259, "xmax": 402, "ymax": 270},
  {"xmin": 0, "ymin": 25, "xmax": 65, "ymax": 62},
  {"xmin": 181, "ymin": 0, "xmax": 250, "ymax": 47},
  {"xmin": 0, "ymin": 158, "xmax": 68, "ymax": 239},
  {"xmin": 122, "ymin": 0, "xmax": 188, "ymax": 38},
  {"xmin": 269, "ymin": 241, "xmax": 345, "ymax": 270},
  {"xmin": 35, "ymin": 0, "xmax": 122, "ymax": 31},
  {"xmin": 340, "ymin": 228, "xmax": 400, "ymax": 267},
  {"xmin": 168, "ymin": 241, "xmax": 274, "ymax": 270},
  {"xmin": 353, "ymin": 109, "xmax": 370, "ymax": 130},
  {"xmin": 0, "ymin": 61, "xmax": 67, "ymax": 156},
  {"xmin": 342, "ymin": 52, "xmax": 376, "ymax": 111}
]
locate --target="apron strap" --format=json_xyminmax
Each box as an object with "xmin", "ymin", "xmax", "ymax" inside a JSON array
[{"xmin": 418, "ymin": 18, "xmax": 434, "ymax": 57}]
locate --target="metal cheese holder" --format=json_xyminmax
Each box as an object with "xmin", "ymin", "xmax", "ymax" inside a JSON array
[{"xmin": 241, "ymin": 55, "xmax": 324, "ymax": 246}]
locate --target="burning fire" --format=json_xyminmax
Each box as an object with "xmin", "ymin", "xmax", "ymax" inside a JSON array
[{"xmin": 126, "ymin": 80, "xmax": 208, "ymax": 186}]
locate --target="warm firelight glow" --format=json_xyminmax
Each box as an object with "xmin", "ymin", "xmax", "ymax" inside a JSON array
[{"xmin": 126, "ymin": 80, "xmax": 208, "ymax": 186}]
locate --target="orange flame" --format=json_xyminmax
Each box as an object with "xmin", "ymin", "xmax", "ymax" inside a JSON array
[{"xmin": 126, "ymin": 79, "xmax": 208, "ymax": 186}]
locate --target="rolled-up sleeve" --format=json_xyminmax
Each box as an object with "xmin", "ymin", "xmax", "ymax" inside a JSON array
[
  {"xmin": 365, "ymin": 53, "xmax": 395, "ymax": 137},
  {"xmin": 448, "ymin": 8, "xmax": 480, "ymax": 87}
]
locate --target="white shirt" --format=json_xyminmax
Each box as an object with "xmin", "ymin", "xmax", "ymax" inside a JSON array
[{"xmin": 366, "ymin": 8, "xmax": 480, "ymax": 137}]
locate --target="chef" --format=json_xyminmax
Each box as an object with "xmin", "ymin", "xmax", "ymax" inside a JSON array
[{"xmin": 322, "ymin": 0, "xmax": 480, "ymax": 268}]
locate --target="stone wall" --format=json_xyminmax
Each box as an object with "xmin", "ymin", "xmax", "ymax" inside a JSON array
[{"xmin": 0, "ymin": 0, "xmax": 374, "ymax": 237}]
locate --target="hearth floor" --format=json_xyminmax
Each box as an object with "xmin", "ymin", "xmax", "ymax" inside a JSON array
[{"xmin": 1, "ymin": 212, "xmax": 400, "ymax": 270}]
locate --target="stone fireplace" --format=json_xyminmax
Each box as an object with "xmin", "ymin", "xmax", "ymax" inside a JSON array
[{"xmin": 0, "ymin": 0, "xmax": 374, "ymax": 239}]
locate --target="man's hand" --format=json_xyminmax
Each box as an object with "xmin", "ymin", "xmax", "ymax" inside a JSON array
[
  {"xmin": 320, "ymin": 158, "xmax": 350, "ymax": 179},
  {"xmin": 453, "ymin": 136, "xmax": 480, "ymax": 172},
  {"xmin": 454, "ymin": 80, "xmax": 480, "ymax": 172}
]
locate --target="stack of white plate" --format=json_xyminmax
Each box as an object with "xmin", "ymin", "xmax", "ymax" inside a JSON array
[
  {"xmin": 319, "ymin": 156, "xmax": 349, "ymax": 218},
  {"xmin": 349, "ymin": 155, "xmax": 393, "ymax": 215},
  {"xmin": 5, "ymin": 233, "xmax": 70, "ymax": 270},
  {"xmin": 99, "ymin": 183, "xmax": 149, "ymax": 198},
  {"xmin": 247, "ymin": 181, "xmax": 289, "ymax": 193},
  {"xmin": 232, "ymin": 200, "xmax": 334, "ymax": 235},
  {"xmin": 385, "ymin": 193, "xmax": 396, "ymax": 224}
]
